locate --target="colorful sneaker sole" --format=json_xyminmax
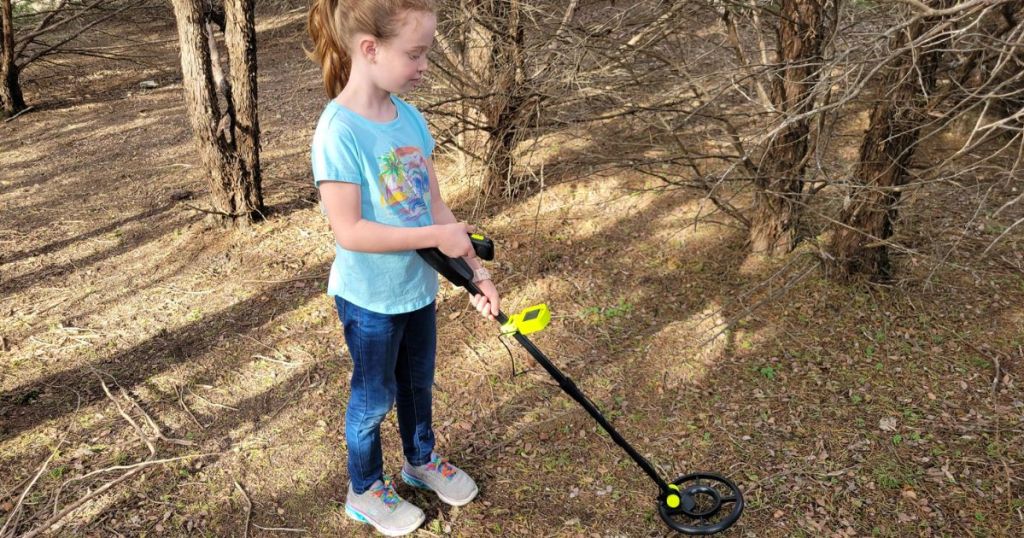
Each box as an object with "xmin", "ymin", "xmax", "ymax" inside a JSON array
[
  {"xmin": 344, "ymin": 503, "xmax": 424, "ymax": 537},
  {"xmin": 400, "ymin": 470, "xmax": 478, "ymax": 507}
]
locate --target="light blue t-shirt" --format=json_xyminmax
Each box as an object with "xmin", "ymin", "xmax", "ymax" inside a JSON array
[{"xmin": 311, "ymin": 95, "xmax": 438, "ymax": 314}]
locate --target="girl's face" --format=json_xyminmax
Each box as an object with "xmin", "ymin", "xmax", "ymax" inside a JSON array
[{"xmin": 372, "ymin": 10, "xmax": 436, "ymax": 94}]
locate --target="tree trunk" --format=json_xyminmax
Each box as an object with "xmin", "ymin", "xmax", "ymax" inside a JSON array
[
  {"xmin": 223, "ymin": 0, "xmax": 262, "ymax": 213},
  {"xmin": 826, "ymin": 6, "xmax": 949, "ymax": 280},
  {"xmin": 748, "ymin": 0, "xmax": 827, "ymax": 256},
  {"xmin": 471, "ymin": 0, "xmax": 527, "ymax": 199},
  {"xmin": 171, "ymin": 0, "xmax": 264, "ymax": 221},
  {"xmin": 0, "ymin": 0, "xmax": 26, "ymax": 116}
]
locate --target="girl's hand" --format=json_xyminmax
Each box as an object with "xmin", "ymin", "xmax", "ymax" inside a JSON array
[
  {"xmin": 436, "ymin": 222, "xmax": 475, "ymax": 259},
  {"xmin": 469, "ymin": 279, "xmax": 500, "ymax": 321}
]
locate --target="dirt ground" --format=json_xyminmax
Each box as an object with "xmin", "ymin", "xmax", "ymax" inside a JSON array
[{"xmin": 2, "ymin": 3, "xmax": 1022, "ymax": 537}]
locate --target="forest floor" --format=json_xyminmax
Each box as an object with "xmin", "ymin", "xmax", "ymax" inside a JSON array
[{"xmin": 1, "ymin": 3, "xmax": 1022, "ymax": 537}]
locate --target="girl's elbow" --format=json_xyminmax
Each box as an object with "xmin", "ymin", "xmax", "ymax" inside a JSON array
[
  {"xmin": 335, "ymin": 233, "xmax": 355, "ymax": 250},
  {"xmin": 329, "ymin": 219, "xmax": 359, "ymax": 250}
]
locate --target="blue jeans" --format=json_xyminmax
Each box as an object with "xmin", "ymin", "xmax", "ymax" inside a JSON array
[{"xmin": 335, "ymin": 296, "xmax": 437, "ymax": 494}]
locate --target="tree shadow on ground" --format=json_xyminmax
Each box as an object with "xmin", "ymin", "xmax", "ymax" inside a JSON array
[
  {"xmin": 0, "ymin": 206, "xmax": 203, "ymax": 298},
  {"xmin": 0, "ymin": 260, "xmax": 331, "ymax": 444},
  {"xmin": 0, "ymin": 202, "xmax": 179, "ymax": 267}
]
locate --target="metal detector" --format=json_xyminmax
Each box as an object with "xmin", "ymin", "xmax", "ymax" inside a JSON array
[{"xmin": 418, "ymin": 235, "xmax": 744, "ymax": 535}]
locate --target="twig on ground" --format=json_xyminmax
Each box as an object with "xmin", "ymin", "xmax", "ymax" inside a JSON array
[
  {"xmin": 60, "ymin": 453, "xmax": 215, "ymax": 489},
  {"xmin": 23, "ymin": 465, "xmax": 144, "ymax": 538},
  {"xmin": 119, "ymin": 386, "xmax": 194, "ymax": 446},
  {"xmin": 241, "ymin": 334, "xmax": 300, "ymax": 367},
  {"xmin": 992, "ymin": 354, "xmax": 1002, "ymax": 393},
  {"xmin": 154, "ymin": 285, "xmax": 214, "ymax": 295},
  {"xmin": 188, "ymin": 385, "xmax": 239, "ymax": 411},
  {"xmin": 934, "ymin": 323, "xmax": 1009, "ymax": 394},
  {"xmin": 176, "ymin": 384, "xmax": 206, "ymax": 429},
  {"xmin": 253, "ymin": 524, "xmax": 307, "ymax": 533},
  {"xmin": 254, "ymin": 353, "xmax": 299, "ymax": 367},
  {"xmin": 240, "ymin": 273, "xmax": 328, "ymax": 284},
  {"xmin": 0, "ymin": 438, "xmax": 64, "ymax": 538},
  {"xmin": 95, "ymin": 371, "xmax": 155, "ymax": 456},
  {"xmin": 982, "ymin": 216, "xmax": 1024, "ymax": 256},
  {"xmin": 19, "ymin": 373, "xmax": 218, "ymax": 538},
  {"xmin": 45, "ymin": 453, "xmax": 217, "ymax": 537},
  {"xmin": 461, "ymin": 338, "xmax": 490, "ymax": 370},
  {"xmin": 234, "ymin": 480, "xmax": 252, "ymax": 538},
  {"xmin": 3, "ymin": 106, "xmax": 35, "ymax": 122}
]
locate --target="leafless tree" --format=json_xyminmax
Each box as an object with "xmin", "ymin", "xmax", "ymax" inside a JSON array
[
  {"xmin": 427, "ymin": 1, "xmax": 689, "ymax": 201},
  {"xmin": 423, "ymin": 0, "xmax": 1021, "ymax": 280},
  {"xmin": 428, "ymin": 0, "xmax": 533, "ymax": 199},
  {"xmin": 825, "ymin": 1, "xmax": 957, "ymax": 278},
  {"xmin": 747, "ymin": 0, "xmax": 834, "ymax": 255},
  {"xmin": 826, "ymin": 0, "xmax": 1024, "ymax": 280},
  {"xmin": 170, "ymin": 0, "xmax": 264, "ymax": 222},
  {"xmin": 0, "ymin": 0, "xmax": 142, "ymax": 116},
  {"xmin": 0, "ymin": 0, "xmax": 22, "ymax": 114}
]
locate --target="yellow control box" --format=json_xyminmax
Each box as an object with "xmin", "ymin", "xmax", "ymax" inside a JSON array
[{"xmin": 501, "ymin": 304, "xmax": 550, "ymax": 335}]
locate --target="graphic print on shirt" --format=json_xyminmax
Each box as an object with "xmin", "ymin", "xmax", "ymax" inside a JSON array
[{"xmin": 378, "ymin": 146, "xmax": 430, "ymax": 221}]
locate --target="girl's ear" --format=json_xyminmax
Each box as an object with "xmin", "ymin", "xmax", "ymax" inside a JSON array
[{"xmin": 357, "ymin": 36, "xmax": 378, "ymax": 63}]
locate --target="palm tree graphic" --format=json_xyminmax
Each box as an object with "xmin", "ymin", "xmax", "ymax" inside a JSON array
[{"xmin": 379, "ymin": 149, "xmax": 407, "ymax": 205}]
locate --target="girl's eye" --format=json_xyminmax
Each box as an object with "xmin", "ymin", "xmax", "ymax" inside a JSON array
[{"xmin": 408, "ymin": 54, "xmax": 421, "ymax": 60}]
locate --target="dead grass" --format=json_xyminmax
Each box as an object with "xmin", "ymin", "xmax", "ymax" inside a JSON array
[{"xmin": 1, "ymin": 3, "xmax": 1022, "ymax": 537}]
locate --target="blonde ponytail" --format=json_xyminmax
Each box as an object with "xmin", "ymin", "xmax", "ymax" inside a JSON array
[
  {"xmin": 307, "ymin": 0, "xmax": 350, "ymax": 98},
  {"xmin": 306, "ymin": 0, "xmax": 436, "ymax": 98}
]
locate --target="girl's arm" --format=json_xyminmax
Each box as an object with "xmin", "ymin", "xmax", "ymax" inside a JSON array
[
  {"xmin": 426, "ymin": 158, "xmax": 500, "ymax": 320},
  {"xmin": 427, "ymin": 159, "xmax": 457, "ymax": 225},
  {"xmin": 319, "ymin": 180, "xmax": 474, "ymax": 258},
  {"xmin": 426, "ymin": 159, "xmax": 484, "ymax": 272}
]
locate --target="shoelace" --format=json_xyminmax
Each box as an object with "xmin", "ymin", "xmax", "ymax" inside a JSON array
[
  {"xmin": 372, "ymin": 477, "xmax": 402, "ymax": 508},
  {"xmin": 424, "ymin": 454, "xmax": 458, "ymax": 480}
]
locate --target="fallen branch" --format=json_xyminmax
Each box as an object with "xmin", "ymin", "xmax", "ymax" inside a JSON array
[
  {"xmin": 28, "ymin": 373, "xmax": 210, "ymax": 538},
  {"xmin": 119, "ymin": 385, "xmax": 195, "ymax": 446},
  {"xmin": 0, "ymin": 439, "xmax": 64, "ymax": 538},
  {"xmin": 2, "ymin": 106, "xmax": 35, "ymax": 122},
  {"xmin": 234, "ymin": 480, "xmax": 252, "ymax": 538},
  {"xmin": 188, "ymin": 385, "xmax": 239, "ymax": 411},
  {"xmin": 25, "ymin": 464, "xmax": 141, "ymax": 538},
  {"xmin": 253, "ymin": 523, "xmax": 307, "ymax": 533},
  {"xmin": 95, "ymin": 371, "xmax": 155, "ymax": 456},
  {"xmin": 253, "ymin": 354, "xmax": 299, "ymax": 367},
  {"xmin": 42, "ymin": 453, "xmax": 217, "ymax": 538},
  {"xmin": 176, "ymin": 384, "xmax": 206, "ymax": 430}
]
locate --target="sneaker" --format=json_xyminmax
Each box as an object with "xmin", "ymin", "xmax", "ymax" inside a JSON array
[
  {"xmin": 345, "ymin": 478, "xmax": 425, "ymax": 537},
  {"xmin": 401, "ymin": 452, "xmax": 479, "ymax": 507}
]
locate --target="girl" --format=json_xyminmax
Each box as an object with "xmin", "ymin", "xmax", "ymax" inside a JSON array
[{"xmin": 308, "ymin": 1, "xmax": 500, "ymax": 535}]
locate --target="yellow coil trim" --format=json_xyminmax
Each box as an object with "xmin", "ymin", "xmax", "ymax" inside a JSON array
[{"xmin": 665, "ymin": 484, "xmax": 681, "ymax": 508}]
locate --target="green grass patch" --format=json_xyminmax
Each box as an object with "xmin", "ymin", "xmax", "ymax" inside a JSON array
[{"xmin": 872, "ymin": 460, "xmax": 919, "ymax": 489}]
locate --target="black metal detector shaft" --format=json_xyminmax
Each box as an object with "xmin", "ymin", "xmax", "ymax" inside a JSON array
[{"xmin": 418, "ymin": 236, "xmax": 744, "ymax": 535}]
